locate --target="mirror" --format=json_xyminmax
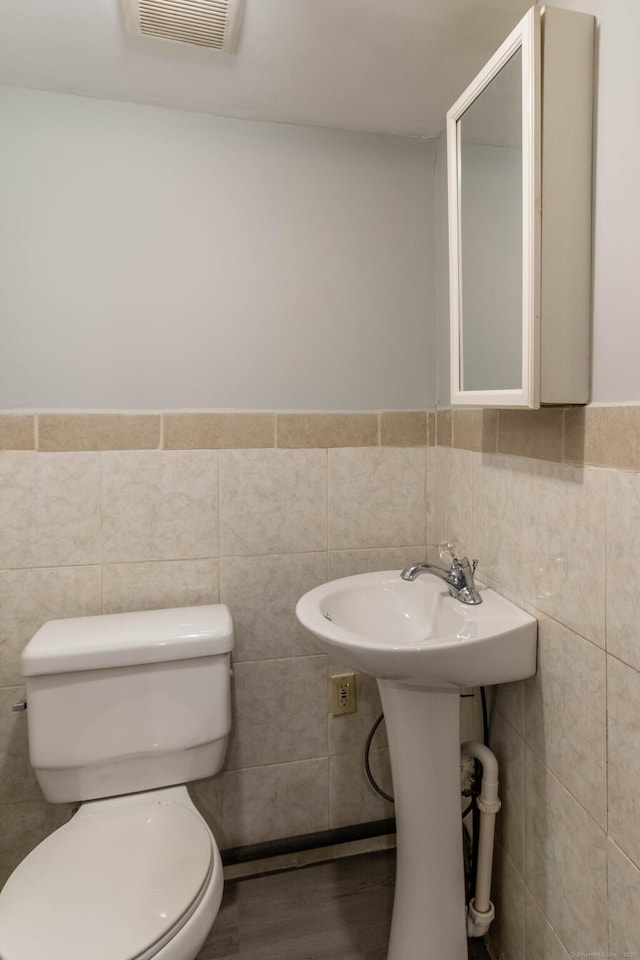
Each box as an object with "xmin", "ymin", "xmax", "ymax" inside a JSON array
[
  {"xmin": 447, "ymin": 7, "xmax": 540, "ymax": 408},
  {"xmin": 458, "ymin": 48, "xmax": 523, "ymax": 392}
]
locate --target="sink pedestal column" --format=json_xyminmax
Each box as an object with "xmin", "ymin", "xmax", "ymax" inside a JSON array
[{"xmin": 378, "ymin": 680, "xmax": 467, "ymax": 960}]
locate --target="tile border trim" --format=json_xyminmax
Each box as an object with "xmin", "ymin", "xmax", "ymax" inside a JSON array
[
  {"xmin": 437, "ymin": 406, "xmax": 640, "ymax": 471},
  {"xmin": 1, "ymin": 406, "xmax": 637, "ymax": 467},
  {"xmin": 0, "ymin": 411, "xmax": 431, "ymax": 452}
]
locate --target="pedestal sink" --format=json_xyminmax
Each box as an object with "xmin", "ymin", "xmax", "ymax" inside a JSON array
[{"xmin": 296, "ymin": 571, "xmax": 536, "ymax": 960}]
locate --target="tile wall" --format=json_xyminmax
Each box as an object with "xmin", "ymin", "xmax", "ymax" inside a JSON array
[
  {"xmin": 431, "ymin": 407, "xmax": 640, "ymax": 960},
  {"xmin": 0, "ymin": 411, "xmax": 430, "ymax": 887},
  {"xmin": 4, "ymin": 404, "xmax": 639, "ymax": 960}
]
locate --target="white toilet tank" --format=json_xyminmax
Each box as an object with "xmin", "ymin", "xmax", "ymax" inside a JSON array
[{"xmin": 21, "ymin": 605, "xmax": 234, "ymax": 804}]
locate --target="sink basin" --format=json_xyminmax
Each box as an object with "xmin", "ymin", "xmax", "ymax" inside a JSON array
[{"xmin": 296, "ymin": 570, "xmax": 536, "ymax": 688}]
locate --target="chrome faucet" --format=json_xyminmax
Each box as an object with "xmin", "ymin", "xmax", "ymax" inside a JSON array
[{"xmin": 401, "ymin": 556, "xmax": 482, "ymax": 605}]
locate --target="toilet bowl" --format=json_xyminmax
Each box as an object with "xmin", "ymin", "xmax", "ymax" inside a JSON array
[
  {"xmin": 0, "ymin": 786, "xmax": 223, "ymax": 960},
  {"xmin": 0, "ymin": 605, "xmax": 234, "ymax": 960}
]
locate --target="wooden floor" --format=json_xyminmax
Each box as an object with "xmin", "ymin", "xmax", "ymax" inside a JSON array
[{"xmin": 197, "ymin": 849, "xmax": 491, "ymax": 960}]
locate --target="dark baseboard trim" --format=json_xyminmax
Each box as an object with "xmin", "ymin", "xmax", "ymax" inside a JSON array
[{"xmin": 221, "ymin": 818, "xmax": 396, "ymax": 866}]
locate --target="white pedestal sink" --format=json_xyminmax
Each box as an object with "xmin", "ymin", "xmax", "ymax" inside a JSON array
[{"xmin": 296, "ymin": 571, "xmax": 537, "ymax": 960}]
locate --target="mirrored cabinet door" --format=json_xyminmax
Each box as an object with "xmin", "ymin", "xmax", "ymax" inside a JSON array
[
  {"xmin": 447, "ymin": 5, "xmax": 594, "ymax": 409},
  {"xmin": 457, "ymin": 42, "xmax": 529, "ymax": 398}
]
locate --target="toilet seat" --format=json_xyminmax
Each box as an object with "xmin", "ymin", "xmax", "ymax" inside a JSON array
[{"xmin": 0, "ymin": 794, "xmax": 214, "ymax": 960}]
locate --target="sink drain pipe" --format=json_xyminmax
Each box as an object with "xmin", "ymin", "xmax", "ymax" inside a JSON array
[{"xmin": 461, "ymin": 741, "xmax": 501, "ymax": 937}]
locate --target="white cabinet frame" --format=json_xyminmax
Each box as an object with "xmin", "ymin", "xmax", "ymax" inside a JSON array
[{"xmin": 447, "ymin": 5, "xmax": 594, "ymax": 409}]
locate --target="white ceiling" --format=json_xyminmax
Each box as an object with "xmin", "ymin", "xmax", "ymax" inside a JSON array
[{"xmin": 0, "ymin": 0, "xmax": 533, "ymax": 138}]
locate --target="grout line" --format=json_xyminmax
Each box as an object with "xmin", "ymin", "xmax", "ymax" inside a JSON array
[
  {"xmin": 216, "ymin": 455, "xmax": 222, "ymax": 602},
  {"xmin": 606, "ymin": 835, "xmax": 640, "ymax": 875},
  {"xmin": 524, "ymin": 740, "xmax": 607, "ymax": 835},
  {"xmin": 524, "ymin": 881, "xmax": 574, "ymax": 957},
  {"xmin": 605, "ymin": 717, "xmax": 610, "ymax": 954},
  {"xmin": 423, "ymin": 445, "xmax": 428, "ymax": 548},
  {"xmin": 325, "ymin": 448, "xmax": 330, "ymax": 555},
  {"xmin": 98, "ymin": 452, "xmax": 104, "ymax": 613}
]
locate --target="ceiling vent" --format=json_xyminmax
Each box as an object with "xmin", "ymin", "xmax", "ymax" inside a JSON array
[{"xmin": 123, "ymin": 0, "xmax": 245, "ymax": 52}]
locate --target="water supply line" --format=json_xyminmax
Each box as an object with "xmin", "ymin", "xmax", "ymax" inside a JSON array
[{"xmin": 460, "ymin": 740, "xmax": 501, "ymax": 937}]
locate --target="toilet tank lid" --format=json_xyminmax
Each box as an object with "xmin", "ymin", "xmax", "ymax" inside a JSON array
[{"xmin": 22, "ymin": 604, "xmax": 234, "ymax": 676}]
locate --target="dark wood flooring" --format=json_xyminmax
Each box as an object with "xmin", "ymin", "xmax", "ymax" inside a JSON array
[{"xmin": 197, "ymin": 849, "xmax": 491, "ymax": 960}]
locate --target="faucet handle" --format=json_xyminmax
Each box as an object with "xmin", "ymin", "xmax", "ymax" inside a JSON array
[
  {"xmin": 438, "ymin": 539, "xmax": 467, "ymax": 566},
  {"xmin": 471, "ymin": 559, "xmax": 479, "ymax": 574}
]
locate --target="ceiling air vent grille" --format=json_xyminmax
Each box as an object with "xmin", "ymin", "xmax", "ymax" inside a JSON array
[{"xmin": 123, "ymin": 0, "xmax": 244, "ymax": 52}]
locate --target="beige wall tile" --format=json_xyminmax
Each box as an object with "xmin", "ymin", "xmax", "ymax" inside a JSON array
[
  {"xmin": 0, "ymin": 566, "xmax": 101, "ymax": 686},
  {"xmin": 38, "ymin": 414, "xmax": 160, "ymax": 451},
  {"xmin": 328, "ymin": 547, "xmax": 426, "ymax": 580},
  {"xmin": 379, "ymin": 412, "xmax": 428, "ymax": 447},
  {"xmin": 0, "ymin": 452, "xmax": 101, "ymax": 569},
  {"xmin": 524, "ymin": 891, "xmax": 571, "ymax": 960},
  {"xmin": 607, "ymin": 655, "xmax": 640, "ymax": 867},
  {"xmin": 473, "ymin": 456, "xmax": 605, "ymax": 647},
  {"xmin": 7, "ymin": 402, "xmax": 638, "ymax": 911},
  {"xmin": 328, "ymin": 448, "xmax": 426, "ymax": 550},
  {"xmin": 436, "ymin": 409, "xmax": 452, "ymax": 447},
  {"xmin": 221, "ymin": 758, "xmax": 329, "ymax": 848},
  {"xmin": 164, "ymin": 413, "xmax": 275, "ymax": 450},
  {"xmin": 608, "ymin": 840, "xmax": 640, "ymax": 955},
  {"xmin": 329, "ymin": 750, "xmax": 394, "ymax": 828},
  {"xmin": 220, "ymin": 553, "xmax": 327, "ymax": 662},
  {"xmin": 606, "ymin": 469, "xmax": 640, "ymax": 671},
  {"xmin": 101, "ymin": 451, "xmax": 218, "ymax": 562},
  {"xmin": 225, "ymin": 656, "xmax": 328, "ymax": 771},
  {"xmin": 472, "ymin": 452, "xmax": 524, "ymax": 596},
  {"xmin": 427, "ymin": 447, "xmax": 474, "ymax": 555},
  {"xmin": 101, "ymin": 559, "xmax": 218, "ymax": 615},
  {"xmin": 0, "ymin": 799, "xmax": 73, "ymax": 889},
  {"xmin": 485, "ymin": 844, "xmax": 525, "ymax": 960},
  {"xmin": 219, "ymin": 449, "xmax": 327, "ymax": 557},
  {"xmin": 0, "ymin": 687, "xmax": 42, "ymax": 804},
  {"xmin": 527, "ymin": 464, "xmax": 606, "ymax": 647},
  {"xmin": 491, "ymin": 712, "xmax": 525, "ymax": 874},
  {"xmin": 494, "ymin": 681, "xmax": 525, "ymax": 738},
  {"xmin": 452, "ymin": 409, "xmax": 498, "ymax": 453},
  {"xmin": 0, "ymin": 416, "xmax": 35, "ymax": 451},
  {"xmin": 564, "ymin": 406, "xmax": 640, "ymax": 470},
  {"xmin": 524, "ymin": 749, "xmax": 607, "ymax": 954},
  {"xmin": 497, "ymin": 409, "xmax": 564, "ymax": 462},
  {"xmin": 277, "ymin": 413, "xmax": 378, "ymax": 448},
  {"xmin": 524, "ymin": 615, "xmax": 606, "ymax": 827},
  {"xmin": 423, "ymin": 411, "xmax": 640, "ymax": 960}
]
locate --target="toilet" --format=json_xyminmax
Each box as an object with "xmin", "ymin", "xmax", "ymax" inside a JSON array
[{"xmin": 0, "ymin": 604, "xmax": 234, "ymax": 960}]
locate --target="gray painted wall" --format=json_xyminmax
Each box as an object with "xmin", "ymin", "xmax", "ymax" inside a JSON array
[{"xmin": 0, "ymin": 87, "xmax": 435, "ymax": 411}]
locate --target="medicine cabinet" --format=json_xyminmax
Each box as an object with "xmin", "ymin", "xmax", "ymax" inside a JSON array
[{"xmin": 447, "ymin": 5, "xmax": 594, "ymax": 408}]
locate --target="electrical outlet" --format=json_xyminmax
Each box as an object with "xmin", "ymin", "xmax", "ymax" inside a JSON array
[{"xmin": 330, "ymin": 672, "xmax": 357, "ymax": 715}]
